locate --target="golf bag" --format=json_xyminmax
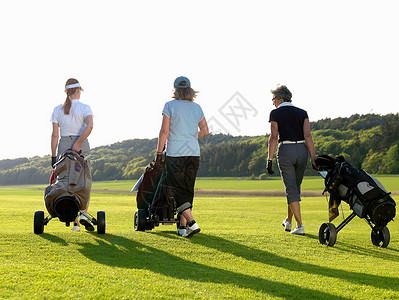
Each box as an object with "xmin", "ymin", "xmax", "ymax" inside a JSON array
[
  {"xmin": 134, "ymin": 155, "xmax": 177, "ymax": 231},
  {"xmin": 136, "ymin": 157, "xmax": 174, "ymax": 218},
  {"xmin": 316, "ymin": 155, "xmax": 396, "ymax": 230},
  {"xmin": 44, "ymin": 149, "xmax": 92, "ymax": 222}
]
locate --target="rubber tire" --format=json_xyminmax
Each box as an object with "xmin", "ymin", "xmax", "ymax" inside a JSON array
[
  {"xmin": 134, "ymin": 209, "xmax": 147, "ymax": 231},
  {"xmin": 371, "ymin": 227, "xmax": 390, "ymax": 248},
  {"xmin": 319, "ymin": 222, "xmax": 337, "ymax": 247},
  {"xmin": 97, "ymin": 211, "xmax": 106, "ymax": 234},
  {"xmin": 34, "ymin": 211, "xmax": 45, "ymax": 234}
]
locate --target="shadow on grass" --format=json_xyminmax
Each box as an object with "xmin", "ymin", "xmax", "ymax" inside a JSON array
[
  {"xmin": 305, "ymin": 232, "xmax": 399, "ymax": 263},
  {"xmin": 75, "ymin": 233, "xmax": 348, "ymax": 300},
  {"xmin": 157, "ymin": 232, "xmax": 399, "ymax": 292},
  {"xmin": 37, "ymin": 233, "xmax": 69, "ymax": 246},
  {"xmin": 303, "ymin": 233, "xmax": 319, "ymax": 241},
  {"xmin": 327, "ymin": 240, "xmax": 399, "ymax": 262}
]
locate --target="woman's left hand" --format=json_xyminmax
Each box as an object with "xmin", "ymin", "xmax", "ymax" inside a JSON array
[{"xmin": 267, "ymin": 159, "xmax": 274, "ymax": 174}]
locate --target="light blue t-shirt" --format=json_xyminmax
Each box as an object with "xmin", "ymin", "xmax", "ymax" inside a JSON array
[{"xmin": 162, "ymin": 99, "xmax": 205, "ymax": 157}]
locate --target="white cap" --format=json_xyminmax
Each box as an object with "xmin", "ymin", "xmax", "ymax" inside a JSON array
[{"xmin": 65, "ymin": 83, "xmax": 83, "ymax": 90}]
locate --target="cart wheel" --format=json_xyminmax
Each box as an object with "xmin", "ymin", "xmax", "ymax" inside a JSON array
[
  {"xmin": 146, "ymin": 218, "xmax": 155, "ymax": 230},
  {"xmin": 134, "ymin": 209, "xmax": 147, "ymax": 231},
  {"xmin": 371, "ymin": 227, "xmax": 390, "ymax": 248},
  {"xmin": 97, "ymin": 211, "xmax": 106, "ymax": 234},
  {"xmin": 319, "ymin": 222, "xmax": 337, "ymax": 247},
  {"xmin": 34, "ymin": 211, "xmax": 45, "ymax": 234}
]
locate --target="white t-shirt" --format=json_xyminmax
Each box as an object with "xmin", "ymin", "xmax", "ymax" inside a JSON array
[{"xmin": 50, "ymin": 99, "xmax": 93, "ymax": 136}]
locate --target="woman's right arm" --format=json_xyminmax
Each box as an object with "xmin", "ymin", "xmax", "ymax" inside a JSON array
[
  {"xmin": 157, "ymin": 114, "xmax": 170, "ymax": 153},
  {"xmin": 198, "ymin": 117, "xmax": 209, "ymax": 140},
  {"xmin": 268, "ymin": 121, "xmax": 278, "ymax": 160},
  {"xmin": 51, "ymin": 122, "xmax": 60, "ymax": 157}
]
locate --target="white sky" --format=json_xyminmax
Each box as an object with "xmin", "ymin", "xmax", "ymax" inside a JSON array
[{"xmin": 1, "ymin": 0, "xmax": 398, "ymax": 160}]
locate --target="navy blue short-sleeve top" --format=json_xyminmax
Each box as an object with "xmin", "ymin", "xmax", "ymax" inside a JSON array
[{"xmin": 269, "ymin": 104, "xmax": 308, "ymax": 142}]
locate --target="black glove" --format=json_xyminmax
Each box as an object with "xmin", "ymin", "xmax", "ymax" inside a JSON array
[
  {"xmin": 51, "ymin": 156, "xmax": 57, "ymax": 168},
  {"xmin": 267, "ymin": 159, "xmax": 274, "ymax": 174}
]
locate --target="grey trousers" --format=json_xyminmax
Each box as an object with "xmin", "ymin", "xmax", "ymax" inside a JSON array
[
  {"xmin": 57, "ymin": 136, "xmax": 90, "ymax": 159},
  {"xmin": 277, "ymin": 143, "xmax": 308, "ymax": 204},
  {"xmin": 57, "ymin": 136, "xmax": 91, "ymax": 170}
]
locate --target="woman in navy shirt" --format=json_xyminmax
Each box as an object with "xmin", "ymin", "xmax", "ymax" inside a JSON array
[{"xmin": 267, "ymin": 85, "xmax": 316, "ymax": 235}]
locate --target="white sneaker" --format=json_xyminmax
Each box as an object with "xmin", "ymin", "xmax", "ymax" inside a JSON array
[
  {"xmin": 183, "ymin": 223, "xmax": 200, "ymax": 238},
  {"xmin": 80, "ymin": 215, "xmax": 95, "ymax": 231},
  {"xmin": 177, "ymin": 227, "xmax": 187, "ymax": 237},
  {"xmin": 71, "ymin": 223, "xmax": 80, "ymax": 232},
  {"xmin": 282, "ymin": 219, "xmax": 292, "ymax": 231},
  {"xmin": 290, "ymin": 225, "xmax": 305, "ymax": 235}
]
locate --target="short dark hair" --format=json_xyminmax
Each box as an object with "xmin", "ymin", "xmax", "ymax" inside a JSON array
[{"xmin": 271, "ymin": 85, "xmax": 292, "ymax": 102}]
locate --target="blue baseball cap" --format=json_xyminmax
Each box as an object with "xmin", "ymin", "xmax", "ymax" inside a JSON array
[{"xmin": 174, "ymin": 76, "xmax": 191, "ymax": 88}]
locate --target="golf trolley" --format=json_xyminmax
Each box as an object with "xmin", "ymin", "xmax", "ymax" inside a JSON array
[
  {"xmin": 34, "ymin": 206, "xmax": 106, "ymax": 235},
  {"xmin": 132, "ymin": 154, "xmax": 180, "ymax": 231},
  {"xmin": 315, "ymin": 155, "xmax": 396, "ymax": 248},
  {"xmin": 34, "ymin": 149, "xmax": 106, "ymax": 234}
]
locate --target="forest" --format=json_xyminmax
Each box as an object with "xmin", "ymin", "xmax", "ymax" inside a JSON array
[{"xmin": 1, "ymin": 113, "xmax": 398, "ymax": 185}]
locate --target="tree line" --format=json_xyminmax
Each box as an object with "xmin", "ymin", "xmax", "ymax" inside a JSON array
[{"xmin": 0, "ymin": 113, "xmax": 398, "ymax": 185}]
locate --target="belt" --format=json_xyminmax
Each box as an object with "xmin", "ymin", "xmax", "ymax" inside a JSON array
[{"xmin": 279, "ymin": 140, "xmax": 305, "ymax": 144}]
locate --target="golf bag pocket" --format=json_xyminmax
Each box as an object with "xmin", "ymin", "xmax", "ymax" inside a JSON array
[
  {"xmin": 357, "ymin": 181, "xmax": 382, "ymax": 203},
  {"xmin": 349, "ymin": 181, "xmax": 378, "ymax": 218},
  {"xmin": 54, "ymin": 155, "xmax": 67, "ymax": 176},
  {"xmin": 68, "ymin": 160, "xmax": 83, "ymax": 186},
  {"xmin": 357, "ymin": 181, "xmax": 374, "ymax": 194},
  {"xmin": 349, "ymin": 194, "xmax": 366, "ymax": 218},
  {"xmin": 338, "ymin": 184, "xmax": 349, "ymax": 198}
]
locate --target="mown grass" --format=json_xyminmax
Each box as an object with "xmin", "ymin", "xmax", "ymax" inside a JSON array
[
  {"xmin": 0, "ymin": 178, "xmax": 398, "ymax": 299},
  {"xmin": 89, "ymin": 175, "xmax": 399, "ymax": 193}
]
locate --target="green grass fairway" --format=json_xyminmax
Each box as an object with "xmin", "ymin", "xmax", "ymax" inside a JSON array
[
  {"xmin": 89, "ymin": 175, "xmax": 399, "ymax": 194},
  {"xmin": 1, "ymin": 178, "xmax": 399, "ymax": 299}
]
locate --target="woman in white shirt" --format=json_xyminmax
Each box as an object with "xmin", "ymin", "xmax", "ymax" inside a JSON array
[{"xmin": 50, "ymin": 78, "xmax": 94, "ymax": 232}]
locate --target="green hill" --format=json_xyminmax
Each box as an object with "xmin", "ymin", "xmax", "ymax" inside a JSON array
[{"xmin": 1, "ymin": 113, "xmax": 398, "ymax": 185}]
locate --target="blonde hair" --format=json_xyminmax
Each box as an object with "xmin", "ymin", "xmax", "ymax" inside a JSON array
[
  {"xmin": 173, "ymin": 87, "xmax": 198, "ymax": 102},
  {"xmin": 63, "ymin": 78, "xmax": 80, "ymax": 114}
]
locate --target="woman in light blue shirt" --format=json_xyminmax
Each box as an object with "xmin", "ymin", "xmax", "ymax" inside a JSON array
[{"xmin": 157, "ymin": 76, "xmax": 209, "ymax": 238}]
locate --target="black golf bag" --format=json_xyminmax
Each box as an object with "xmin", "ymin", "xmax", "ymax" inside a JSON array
[
  {"xmin": 134, "ymin": 155, "xmax": 178, "ymax": 231},
  {"xmin": 315, "ymin": 155, "xmax": 396, "ymax": 247}
]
